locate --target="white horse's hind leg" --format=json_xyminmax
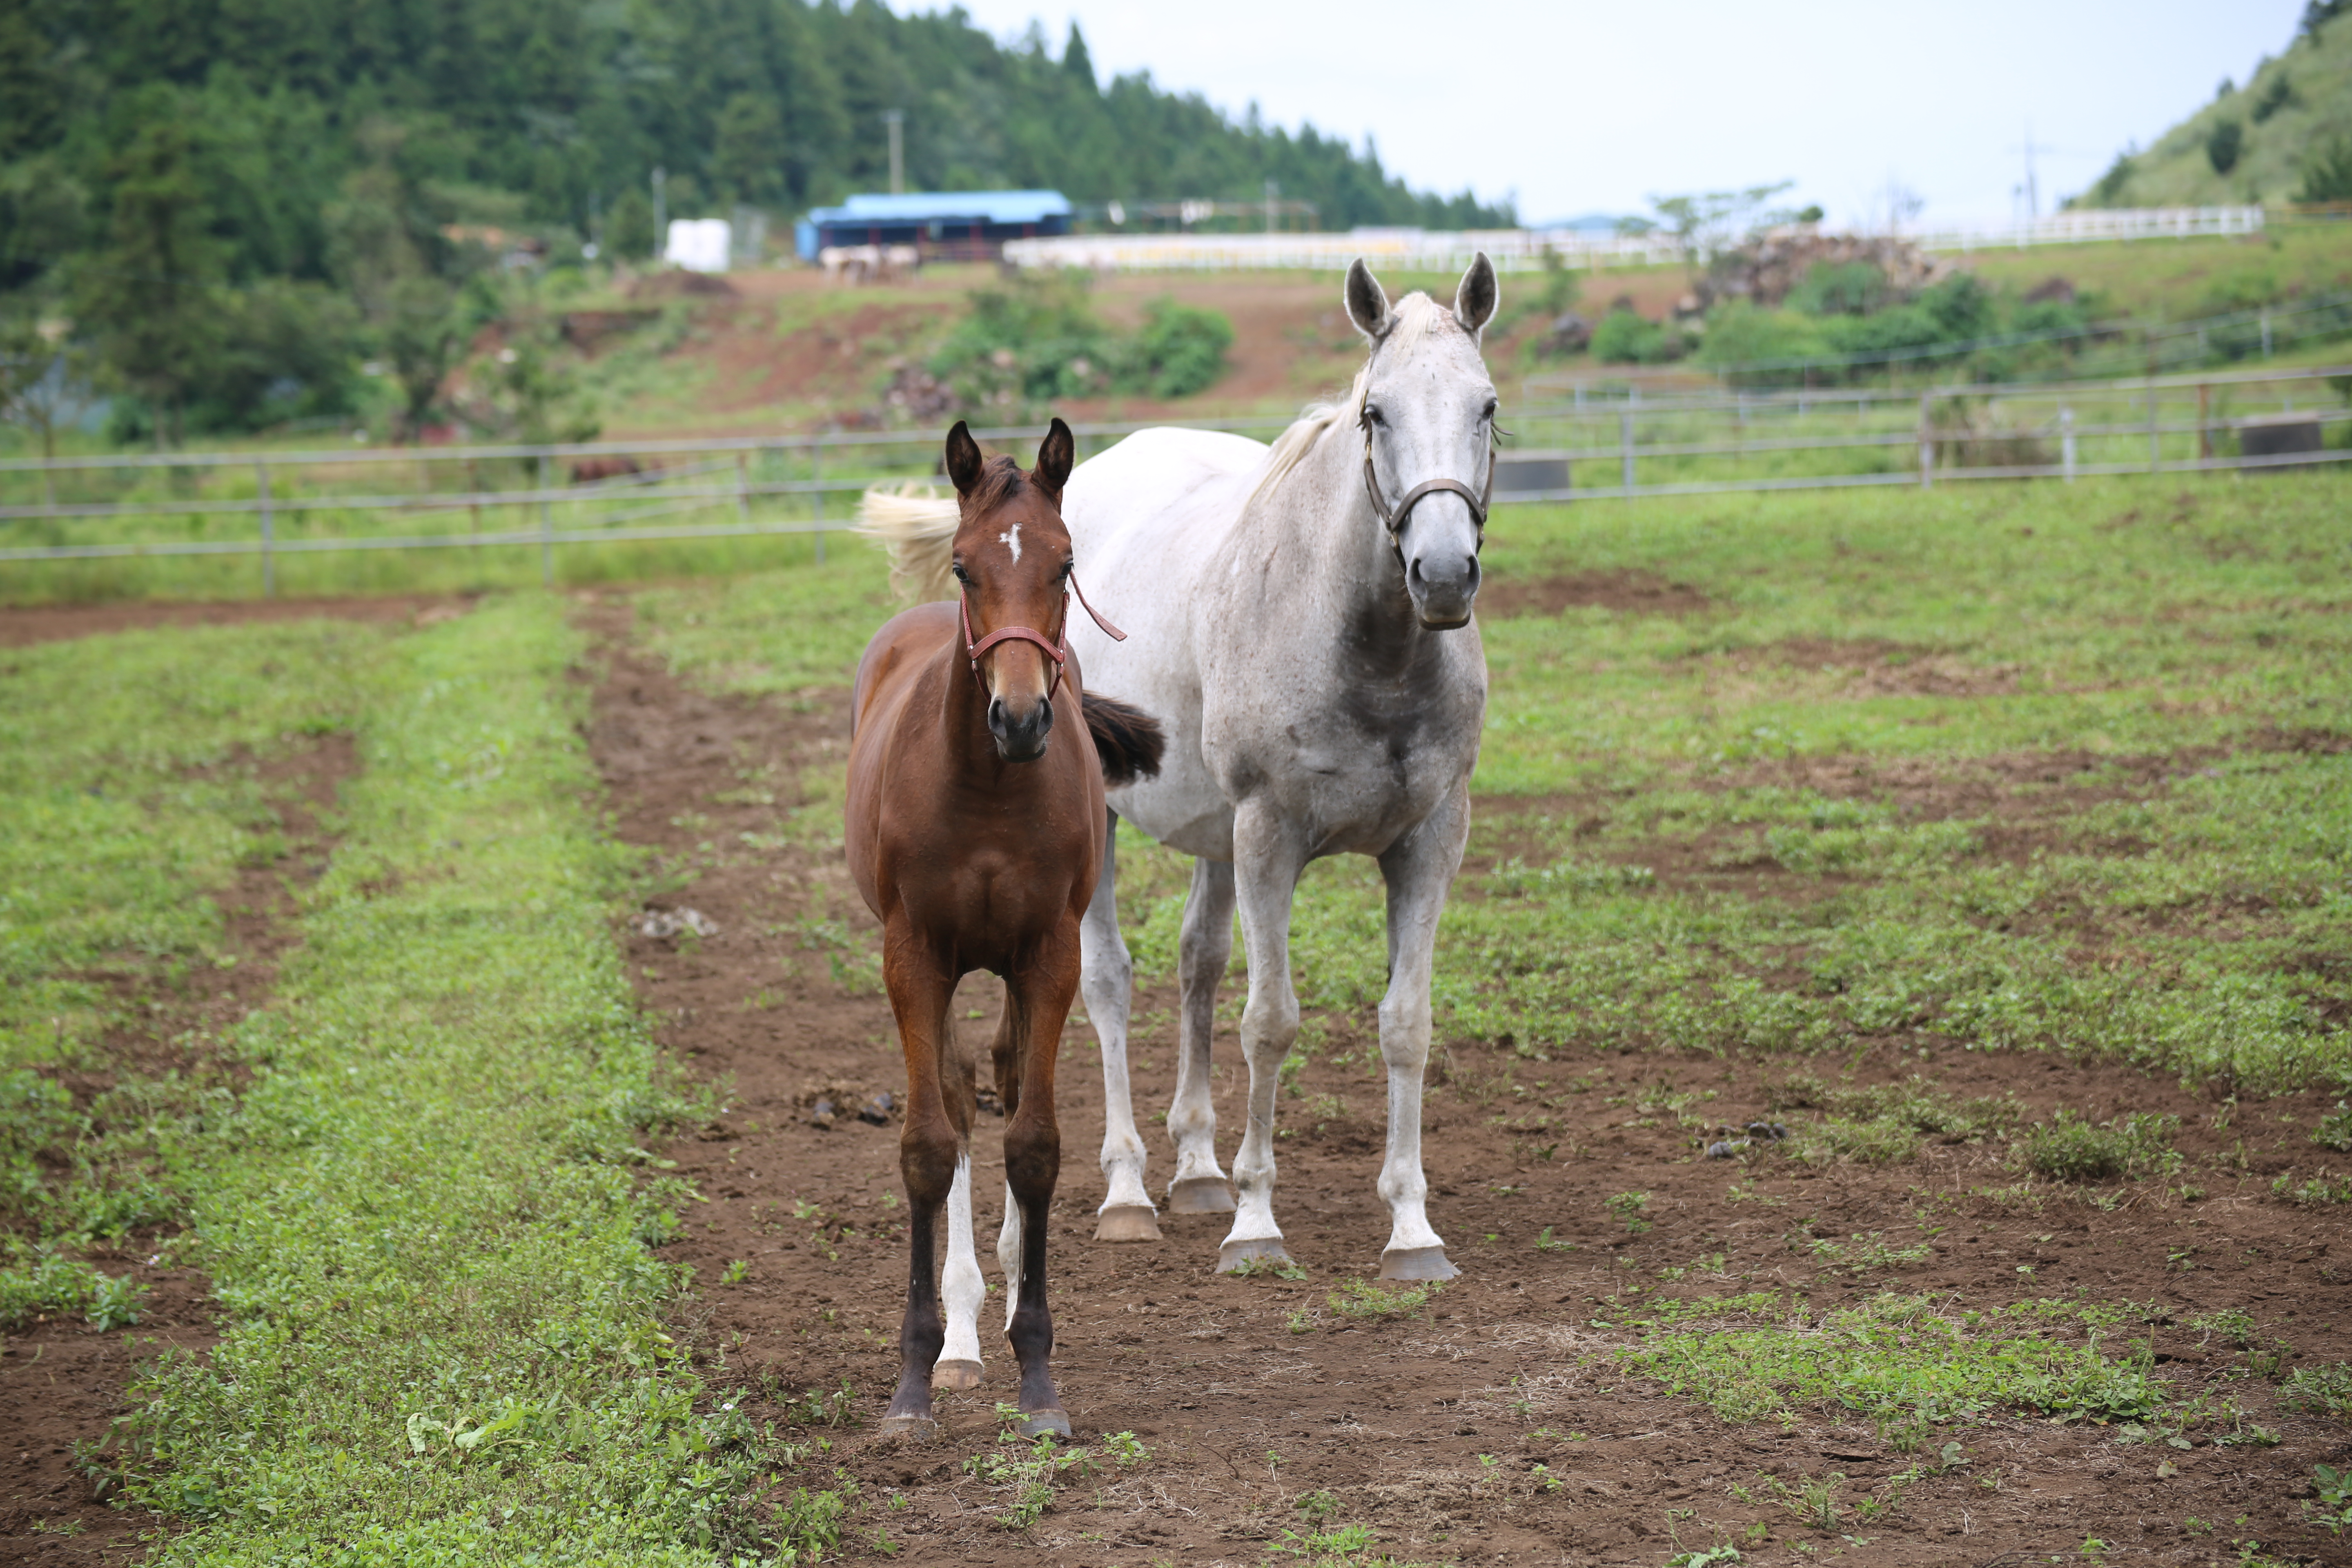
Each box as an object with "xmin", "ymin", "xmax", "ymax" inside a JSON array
[
  {"xmin": 1165, "ymin": 858, "xmax": 1238, "ymax": 1213},
  {"xmin": 933, "ymin": 1153, "xmax": 986, "ymax": 1386},
  {"xmin": 996, "ymin": 1180, "xmax": 1022, "ymax": 1332},
  {"xmin": 1371, "ymin": 794, "xmax": 1470, "ymax": 1281},
  {"xmin": 1082, "ymin": 812, "xmax": 1160, "ymax": 1241},
  {"xmin": 1216, "ymin": 810, "xmax": 1303, "ymax": 1270}
]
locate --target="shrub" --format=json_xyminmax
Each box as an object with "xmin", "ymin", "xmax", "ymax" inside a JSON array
[
  {"xmin": 2298, "ymin": 135, "xmax": 2352, "ymax": 203},
  {"xmin": 2207, "ymin": 120, "xmax": 2245, "ymax": 176},
  {"xmin": 2018, "ymin": 1111, "xmax": 2180, "ymax": 1181},
  {"xmin": 1590, "ymin": 308, "xmax": 1668, "ymax": 364},
  {"xmin": 1131, "ymin": 297, "xmax": 1233, "ymax": 399},
  {"xmin": 1698, "ymin": 301, "xmax": 1830, "ymax": 382},
  {"xmin": 1785, "ymin": 260, "xmax": 1889, "ymax": 317}
]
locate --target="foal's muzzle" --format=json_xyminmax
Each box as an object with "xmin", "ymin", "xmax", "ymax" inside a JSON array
[{"xmin": 987, "ymin": 694, "xmax": 1054, "ymax": 762}]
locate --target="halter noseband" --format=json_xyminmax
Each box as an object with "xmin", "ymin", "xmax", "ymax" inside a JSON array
[
  {"xmin": 959, "ymin": 567, "xmax": 1127, "ymax": 699},
  {"xmin": 1359, "ymin": 416, "xmax": 1494, "ymax": 564}
]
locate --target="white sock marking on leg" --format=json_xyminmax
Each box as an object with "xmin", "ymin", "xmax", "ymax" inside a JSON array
[{"xmin": 939, "ymin": 1154, "xmax": 984, "ymax": 1368}]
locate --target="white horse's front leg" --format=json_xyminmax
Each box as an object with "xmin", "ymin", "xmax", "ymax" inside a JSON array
[
  {"xmin": 1082, "ymin": 811, "xmax": 1160, "ymax": 1241},
  {"xmin": 1216, "ymin": 811, "xmax": 1303, "ymax": 1271},
  {"xmin": 1166, "ymin": 857, "xmax": 1238, "ymax": 1213},
  {"xmin": 933, "ymin": 1152, "xmax": 986, "ymax": 1386},
  {"xmin": 1371, "ymin": 792, "xmax": 1470, "ymax": 1281}
]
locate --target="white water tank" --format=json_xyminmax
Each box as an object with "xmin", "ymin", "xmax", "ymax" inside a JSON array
[{"xmin": 663, "ymin": 218, "xmax": 733, "ymax": 274}]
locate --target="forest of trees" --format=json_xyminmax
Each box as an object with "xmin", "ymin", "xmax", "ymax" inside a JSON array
[{"xmin": 0, "ymin": 0, "xmax": 1512, "ymax": 442}]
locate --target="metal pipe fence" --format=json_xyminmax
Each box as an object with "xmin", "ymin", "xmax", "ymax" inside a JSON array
[{"xmin": 3, "ymin": 368, "xmax": 2346, "ymax": 588}]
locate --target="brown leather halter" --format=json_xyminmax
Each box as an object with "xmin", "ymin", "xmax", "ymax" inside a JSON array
[
  {"xmin": 1359, "ymin": 421, "xmax": 1494, "ymax": 567},
  {"xmin": 960, "ymin": 568, "xmax": 1127, "ymax": 698}
]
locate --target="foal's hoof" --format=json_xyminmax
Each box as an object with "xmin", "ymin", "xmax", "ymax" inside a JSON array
[
  {"xmin": 1216, "ymin": 1236, "xmax": 1292, "ymax": 1273},
  {"xmin": 1379, "ymin": 1245, "xmax": 1459, "ymax": 1281},
  {"xmin": 1094, "ymin": 1204, "xmax": 1162, "ymax": 1242},
  {"xmin": 1017, "ymin": 1408, "xmax": 1072, "ymax": 1439},
  {"xmin": 1167, "ymin": 1176, "xmax": 1236, "ymax": 1214},
  {"xmin": 930, "ymin": 1358, "xmax": 983, "ymax": 1391},
  {"xmin": 877, "ymin": 1414, "xmax": 938, "ymax": 1441}
]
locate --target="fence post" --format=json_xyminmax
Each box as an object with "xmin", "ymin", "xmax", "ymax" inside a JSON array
[
  {"xmin": 2061, "ymin": 406, "xmax": 2076, "ymax": 482},
  {"xmin": 2261, "ymin": 308, "xmax": 2273, "ymax": 359},
  {"xmin": 2146, "ymin": 374, "xmax": 2160, "ymax": 474},
  {"xmin": 1917, "ymin": 390, "xmax": 1933, "ymax": 489},
  {"xmin": 2197, "ymin": 383, "xmax": 2212, "ymax": 463},
  {"xmin": 467, "ymin": 458, "xmax": 481, "ymax": 536},
  {"xmin": 811, "ymin": 440, "xmax": 826, "ymax": 563},
  {"xmin": 537, "ymin": 452, "xmax": 553, "ymax": 588},
  {"xmin": 1618, "ymin": 407, "xmax": 1635, "ymax": 493},
  {"xmin": 735, "ymin": 450, "xmax": 751, "ymax": 519},
  {"xmin": 255, "ymin": 459, "xmax": 274, "ymax": 599}
]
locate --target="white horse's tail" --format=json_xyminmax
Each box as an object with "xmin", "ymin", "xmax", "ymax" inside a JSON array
[{"xmin": 854, "ymin": 485, "xmax": 960, "ymax": 604}]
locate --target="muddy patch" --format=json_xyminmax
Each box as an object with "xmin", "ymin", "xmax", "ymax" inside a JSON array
[{"xmin": 1481, "ymin": 570, "xmax": 1715, "ymax": 619}]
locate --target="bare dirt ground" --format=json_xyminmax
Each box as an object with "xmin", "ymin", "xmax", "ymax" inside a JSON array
[
  {"xmin": 584, "ymin": 599, "xmax": 2352, "ymax": 1568},
  {"xmin": 1, "ymin": 726, "xmax": 356, "ymax": 1568}
]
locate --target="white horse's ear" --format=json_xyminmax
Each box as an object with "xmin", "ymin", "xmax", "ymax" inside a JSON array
[
  {"xmin": 1454, "ymin": 252, "xmax": 1499, "ymax": 338},
  {"xmin": 1343, "ymin": 258, "xmax": 1392, "ymax": 340},
  {"xmin": 944, "ymin": 420, "xmax": 985, "ymax": 496}
]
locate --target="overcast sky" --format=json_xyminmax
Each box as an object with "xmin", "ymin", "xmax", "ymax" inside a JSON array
[{"xmin": 904, "ymin": 0, "xmax": 2306, "ymax": 227}]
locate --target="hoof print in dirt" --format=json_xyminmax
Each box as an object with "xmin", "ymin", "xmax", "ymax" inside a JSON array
[
  {"xmin": 1706, "ymin": 1139, "xmax": 1750, "ymax": 1158},
  {"xmin": 1746, "ymin": 1121, "xmax": 1788, "ymax": 1140},
  {"xmin": 809, "ymin": 1097, "xmax": 837, "ymax": 1129},
  {"xmin": 858, "ymin": 1091, "xmax": 895, "ymax": 1125}
]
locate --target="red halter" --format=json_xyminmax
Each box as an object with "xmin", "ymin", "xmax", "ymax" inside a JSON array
[{"xmin": 960, "ymin": 568, "xmax": 1127, "ymax": 698}]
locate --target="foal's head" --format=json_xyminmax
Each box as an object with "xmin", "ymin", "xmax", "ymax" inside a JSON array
[{"xmin": 944, "ymin": 418, "xmax": 1078, "ymax": 763}]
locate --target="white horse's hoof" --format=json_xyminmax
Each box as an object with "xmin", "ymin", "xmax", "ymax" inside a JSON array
[
  {"xmin": 878, "ymin": 1414, "xmax": 938, "ymax": 1440},
  {"xmin": 1216, "ymin": 1236, "xmax": 1292, "ymax": 1272},
  {"xmin": 1379, "ymin": 1245, "xmax": 1459, "ymax": 1281},
  {"xmin": 1018, "ymin": 1408, "xmax": 1072, "ymax": 1438},
  {"xmin": 1168, "ymin": 1176, "xmax": 1236, "ymax": 1213},
  {"xmin": 1094, "ymin": 1204, "xmax": 1162, "ymax": 1242},
  {"xmin": 930, "ymin": 1358, "xmax": 983, "ymax": 1390}
]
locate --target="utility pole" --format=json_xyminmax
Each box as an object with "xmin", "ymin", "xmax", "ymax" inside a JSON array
[
  {"xmin": 2011, "ymin": 124, "xmax": 2057, "ymax": 220},
  {"xmin": 883, "ymin": 110, "xmax": 905, "ymax": 195},
  {"xmin": 1264, "ymin": 179, "xmax": 1278, "ymax": 234},
  {"xmin": 651, "ymin": 166, "xmax": 667, "ymax": 256}
]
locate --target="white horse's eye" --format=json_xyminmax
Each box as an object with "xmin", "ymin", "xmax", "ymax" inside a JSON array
[{"xmin": 1365, "ymin": 405, "xmax": 1386, "ymax": 427}]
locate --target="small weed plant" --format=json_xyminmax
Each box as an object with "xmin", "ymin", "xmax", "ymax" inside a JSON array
[
  {"xmin": 2018, "ymin": 1112, "xmax": 2182, "ymax": 1182},
  {"xmin": 1329, "ymin": 1277, "xmax": 1446, "ymax": 1321}
]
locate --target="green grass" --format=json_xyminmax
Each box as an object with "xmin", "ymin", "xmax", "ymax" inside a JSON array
[
  {"xmin": 1608, "ymin": 1291, "xmax": 2168, "ymax": 1427},
  {"xmin": 639, "ymin": 471, "xmax": 2352, "ymax": 1097},
  {"xmin": 3, "ymin": 601, "xmax": 780, "ymax": 1565}
]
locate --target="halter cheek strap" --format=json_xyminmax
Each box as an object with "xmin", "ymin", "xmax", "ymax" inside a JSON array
[
  {"xmin": 1360, "ymin": 425, "xmax": 1494, "ymax": 565},
  {"xmin": 960, "ymin": 568, "xmax": 1128, "ymax": 698}
]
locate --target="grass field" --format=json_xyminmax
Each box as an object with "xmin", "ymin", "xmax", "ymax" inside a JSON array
[{"xmin": 4, "ymin": 466, "xmax": 2350, "ymax": 1563}]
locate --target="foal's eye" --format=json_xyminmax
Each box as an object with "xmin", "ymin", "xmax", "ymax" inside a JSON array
[{"xmin": 951, "ymin": 563, "xmax": 972, "ymax": 584}]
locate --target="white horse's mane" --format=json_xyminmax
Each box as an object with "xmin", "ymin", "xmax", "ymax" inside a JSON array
[
  {"xmin": 859, "ymin": 292, "xmax": 1457, "ymax": 597},
  {"xmin": 855, "ymin": 484, "xmax": 961, "ymax": 604},
  {"xmin": 1251, "ymin": 292, "xmax": 1454, "ymax": 505}
]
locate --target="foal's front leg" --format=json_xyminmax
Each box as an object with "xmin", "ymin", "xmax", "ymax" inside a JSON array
[
  {"xmin": 1370, "ymin": 792, "xmax": 1470, "ymax": 1281},
  {"xmin": 1000, "ymin": 937, "xmax": 1080, "ymax": 1436},
  {"xmin": 884, "ymin": 953, "xmax": 960, "ymax": 1432}
]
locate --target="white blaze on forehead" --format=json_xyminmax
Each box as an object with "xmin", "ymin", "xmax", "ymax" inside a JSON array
[{"xmin": 998, "ymin": 523, "xmax": 1022, "ymax": 563}]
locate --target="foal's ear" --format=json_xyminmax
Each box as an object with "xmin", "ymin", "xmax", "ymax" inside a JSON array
[
  {"xmin": 1033, "ymin": 416, "xmax": 1075, "ymax": 503},
  {"xmin": 1454, "ymin": 251, "xmax": 1499, "ymax": 338},
  {"xmin": 1343, "ymin": 257, "xmax": 1392, "ymax": 340},
  {"xmin": 944, "ymin": 419, "xmax": 985, "ymax": 496}
]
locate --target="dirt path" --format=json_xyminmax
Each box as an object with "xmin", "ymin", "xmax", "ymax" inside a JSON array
[
  {"xmin": 1, "ymin": 735, "xmax": 356, "ymax": 1568},
  {"xmin": 587, "ymin": 605, "xmax": 2352, "ymax": 1567}
]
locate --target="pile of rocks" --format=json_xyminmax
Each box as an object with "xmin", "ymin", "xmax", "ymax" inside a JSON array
[{"xmin": 1699, "ymin": 231, "xmax": 1953, "ymax": 311}]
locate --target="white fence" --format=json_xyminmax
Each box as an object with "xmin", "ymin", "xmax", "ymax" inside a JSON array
[{"xmin": 1005, "ymin": 208, "xmax": 2270, "ymax": 275}]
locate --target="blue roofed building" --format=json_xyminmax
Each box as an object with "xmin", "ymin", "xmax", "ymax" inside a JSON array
[{"xmin": 793, "ymin": 190, "xmax": 1074, "ymax": 261}]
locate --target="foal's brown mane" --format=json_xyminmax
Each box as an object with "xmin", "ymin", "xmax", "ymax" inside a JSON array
[{"xmin": 960, "ymin": 453, "xmax": 1040, "ymax": 519}]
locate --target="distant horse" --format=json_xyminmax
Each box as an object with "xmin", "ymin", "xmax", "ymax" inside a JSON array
[
  {"xmin": 849, "ymin": 419, "xmax": 1165, "ymax": 1437},
  {"xmin": 1059, "ymin": 256, "xmax": 1500, "ymax": 1278}
]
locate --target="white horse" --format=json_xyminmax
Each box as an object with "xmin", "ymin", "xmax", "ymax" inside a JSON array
[
  {"xmin": 1074, "ymin": 256, "xmax": 1497, "ymax": 1280},
  {"xmin": 858, "ymin": 255, "xmax": 1496, "ymax": 1279}
]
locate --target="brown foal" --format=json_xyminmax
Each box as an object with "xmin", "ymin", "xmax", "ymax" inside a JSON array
[{"xmin": 846, "ymin": 418, "xmax": 1163, "ymax": 1437}]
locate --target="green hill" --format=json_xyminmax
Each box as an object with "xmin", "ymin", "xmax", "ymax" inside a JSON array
[{"xmin": 2075, "ymin": 3, "xmax": 2352, "ymax": 206}]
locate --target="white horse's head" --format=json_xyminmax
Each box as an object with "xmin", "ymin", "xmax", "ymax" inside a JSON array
[{"xmin": 1343, "ymin": 254, "xmax": 1499, "ymax": 629}]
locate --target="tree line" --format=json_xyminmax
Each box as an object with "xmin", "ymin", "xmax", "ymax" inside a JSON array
[{"xmin": 0, "ymin": 0, "xmax": 1513, "ymax": 444}]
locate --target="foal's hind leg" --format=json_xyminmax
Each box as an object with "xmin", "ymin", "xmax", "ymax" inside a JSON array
[
  {"xmin": 1081, "ymin": 811, "xmax": 1160, "ymax": 1241},
  {"xmin": 1165, "ymin": 857, "xmax": 1238, "ymax": 1213}
]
